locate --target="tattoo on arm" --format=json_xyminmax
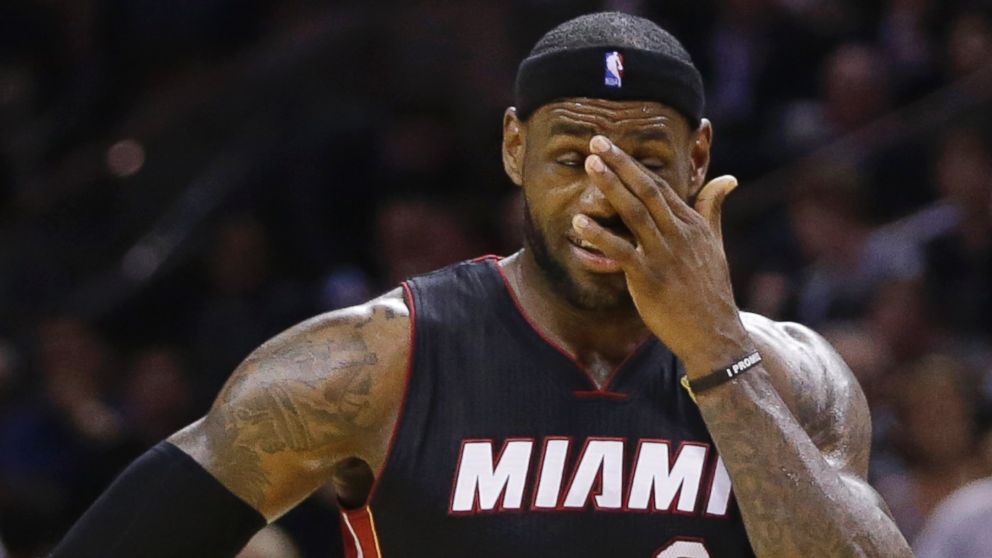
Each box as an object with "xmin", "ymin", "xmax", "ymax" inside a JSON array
[
  {"xmin": 172, "ymin": 294, "xmax": 409, "ymax": 518},
  {"xmin": 693, "ymin": 315, "xmax": 911, "ymax": 557}
]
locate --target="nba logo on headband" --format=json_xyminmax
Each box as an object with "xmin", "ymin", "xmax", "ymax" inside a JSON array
[{"xmin": 604, "ymin": 51, "xmax": 624, "ymax": 88}]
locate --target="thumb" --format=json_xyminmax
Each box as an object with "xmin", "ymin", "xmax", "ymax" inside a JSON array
[{"xmin": 694, "ymin": 175, "xmax": 738, "ymax": 240}]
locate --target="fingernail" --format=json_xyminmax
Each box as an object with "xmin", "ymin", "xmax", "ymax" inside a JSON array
[
  {"xmin": 590, "ymin": 135, "xmax": 610, "ymax": 154},
  {"xmin": 572, "ymin": 214, "xmax": 590, "ymax": 230},
  {"xmin": 586, "ymin": 155, "xmax": 605, "ymax": 173}
]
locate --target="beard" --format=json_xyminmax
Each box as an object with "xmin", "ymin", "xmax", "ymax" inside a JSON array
[{"xmin": 522, "ymin": 197, "xmax": 635, "ymax": 312}]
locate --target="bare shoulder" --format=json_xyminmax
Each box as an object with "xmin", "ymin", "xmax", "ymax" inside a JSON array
[
  {"xmin": 740, "ymin": 312, "xmax": 871, "ymax": 476},
  {"xmin": 170, "ymin": 287, "xmax": 411, "ymax": 519}
]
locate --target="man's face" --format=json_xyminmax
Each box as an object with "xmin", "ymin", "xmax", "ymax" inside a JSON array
[{"xmin": 504, "ymin": 98, "xmax": 710, "ymax": 311}]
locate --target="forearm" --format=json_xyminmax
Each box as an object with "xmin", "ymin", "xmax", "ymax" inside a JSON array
[
  {"xmin": 51, "ymin": 442, "xmax": 266, "ymax": 558},
  {"xmin": 695, "ymin": 368, "xmax": 911, "ymax": 557}
]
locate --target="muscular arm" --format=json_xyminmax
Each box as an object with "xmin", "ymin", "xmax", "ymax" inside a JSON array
[
  {"xmin": 170, "ymin": 288, "xmax": 410, "ymax": 520},
  {"xmin": 51, "ymin": 289, "xmax": 410, "ymax": 556},
  {"xmin": 692, "ymin": 313, "xmax": 911, "ymax": 557},
  {"xmin": 572, "ymin": 135, "xmax": 910, "ymax": 556}
]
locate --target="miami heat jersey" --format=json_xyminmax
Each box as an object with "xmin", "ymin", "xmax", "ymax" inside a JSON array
[{"xmin": 340, "ymin": 257, "xmax": 755, "ymax": 557}]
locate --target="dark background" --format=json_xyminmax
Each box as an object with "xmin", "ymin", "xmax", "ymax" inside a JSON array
[{"xmin": 1, "ymin": 0, "xmax": 991, "ymax": 556}]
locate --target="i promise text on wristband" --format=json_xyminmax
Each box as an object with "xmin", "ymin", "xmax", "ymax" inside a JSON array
[{"xmin": 689, "ymin": 351, "xmax": 763, "ymax": 394}]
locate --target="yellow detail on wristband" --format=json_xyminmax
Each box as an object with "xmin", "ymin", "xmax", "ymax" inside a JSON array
[{"xmin": 680, "ymin": 375, "xmax": 697, "ymax": 404}]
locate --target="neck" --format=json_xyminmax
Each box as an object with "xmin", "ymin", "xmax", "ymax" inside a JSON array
[{"xmin": 499, "ymin": 249, "xmax": 651, "ymax": 377}]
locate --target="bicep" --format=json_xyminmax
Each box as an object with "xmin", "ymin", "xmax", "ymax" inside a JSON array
[
  {"xmin": 744, "ymin": 314, "xmax": 872, "ymax": 477},
  {"xmin": 781, "ymin": 322, "xmax": 900, "ymax": 520},
  {"xmin": 170, "ymin": 290, "xmax": 410, "ymax": 519},
  {"xmin": 796, "ymin": 324, "xmax": 872, "ymax": 478}
]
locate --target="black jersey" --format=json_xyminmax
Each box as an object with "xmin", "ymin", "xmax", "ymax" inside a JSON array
[{"xmin": 340, "ymin": 257, "xmax": 755, "ymax": 557}]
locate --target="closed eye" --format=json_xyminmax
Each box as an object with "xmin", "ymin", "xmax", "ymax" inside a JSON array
[
  {"xmin": 555, "ymin": 152, "xmax": 584, "ymax": 168},
  {"xmin": 639, "ymin": 158, "xmax": 665, "ymax": 172}
]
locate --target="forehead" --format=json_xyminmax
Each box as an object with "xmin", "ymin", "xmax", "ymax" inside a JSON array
[{"xmin": 528, "ymin": 98, "xmax": 691, "ymax": 142}]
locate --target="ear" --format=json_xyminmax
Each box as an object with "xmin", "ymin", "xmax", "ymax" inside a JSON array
[
  {"xmin": 502, "ymin": 108, "xmax": 526, "ymax": 187},
  {"xmin": 687, "ymin": 118, "xmax": 713, "ymax": 199}
]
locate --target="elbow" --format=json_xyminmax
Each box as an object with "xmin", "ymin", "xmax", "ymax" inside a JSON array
[{"xmin": 848, "ymin": 528, "xmax": 913, "ymax": 558}]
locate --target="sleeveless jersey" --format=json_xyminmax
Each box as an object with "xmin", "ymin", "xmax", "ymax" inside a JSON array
[{"xmin": 340, "ymin": 257, "xmax": 755, "ymax": 557}]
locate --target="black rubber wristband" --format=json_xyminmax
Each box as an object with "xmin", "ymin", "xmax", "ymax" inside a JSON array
[{"xmin": 689, "ymin": 351, "xmax": 762, "ymax": 394}]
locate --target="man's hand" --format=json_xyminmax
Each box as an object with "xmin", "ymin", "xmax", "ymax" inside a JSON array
[
  {"xmin": 571, "ymin": 135, "xmax": 912, "ymax": 557},
  {"xmin": 571, "ymin": 134, "xmax": 747, "ymax": 377}
]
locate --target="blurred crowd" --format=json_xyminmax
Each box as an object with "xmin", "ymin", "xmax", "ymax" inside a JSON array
[{"xmin": 1, "ymin": 0, "xmax": 991, "ymax": 556}]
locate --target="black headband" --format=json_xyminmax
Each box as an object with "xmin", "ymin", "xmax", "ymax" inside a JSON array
[{"xmin": 514, "ymin": 46, "xmax": 704, "ymax": 126}]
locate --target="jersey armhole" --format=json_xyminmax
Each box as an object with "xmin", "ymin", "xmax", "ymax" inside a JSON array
[{"xmin": 363, "ymin": 281, "xmax": 418, "ymax": 505}]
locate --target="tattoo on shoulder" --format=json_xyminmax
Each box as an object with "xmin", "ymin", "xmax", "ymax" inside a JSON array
[{"xmin": 203, "ymin": 302, "xmax": 406, "ymax": 507}]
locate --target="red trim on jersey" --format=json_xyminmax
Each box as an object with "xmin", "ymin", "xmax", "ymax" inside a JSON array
[
  {"xmin": 364, "ymin": 282, "xmax": 418, "ymax": 505},
  {"xmin": 470, "ymin": 254, "xmax": 505, "ymax": 263},
  {"xmin": 340, "ymin": 506, "xmax": 383, "ymax": 558},
  {"xmin": 491, "ymin": 259, "xmax": 651, "ymax": 393}
]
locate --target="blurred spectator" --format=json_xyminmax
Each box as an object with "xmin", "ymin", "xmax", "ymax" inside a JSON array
[
  {"xmin": 706, "ymin": 0, "xmax": 808, "ymax": 128},
  {"xmin": 865, "ymin": 279, "xmax": 939, "ymax": 366},
  {"xmin": 703, "ymin": 0, "xmax": 822, "ymax": 177},
  {"xmin": 944, "ymin": 7, "xmax": 992, "ymax": 81},
  {"xmin": 778, "ymin": 0, "xmax": 873, "ymax": 39},
  {"xmin": 913, "ymin": 476, "xmax": 992, "ymax": 558},
  {"xmin": 820, "ymin": 322, "xmax": 901, "ymax": 483},
  {"xmin": 861, "ymin": 120, "xmax": 991, "ymax": 278},
  {"xmin": 913, "ymin": 428, "xmax": 992, "ymax": 557},
  {"xmin": 378, "ymin": 110, "xmax": 460, "ymax": 189},
  {"xmin": 375, "ymin": 198, "xmax": 481, "ymax": 286},
  {"xmin": 780, "ymin": 43, "xmax": 892, "ymax": 152},
  {"xmin": 192, "ymin": 214, "xmax": 310, "ymax": 396},
  {"xmin": 875, "ymin": 354, "xmax": 984, "ymax": 542},
  {"xmin": 0, "ymin": 316, "xmax": 127, "ymax": 555},
  {"xmin": 27, "ymin": 316, "xmax": 122, "ymax": 446},
  {"xmin": 877, "ymin": 0, "xmax": 944, "ymax": 100},
  {"xmin": 786, "ymin": 163, "xmax": 873, "ymax": 324},
  {"xmin": 118, "ymin": 346, "xmax": 195, "ymax": 445},
  {"xmin": 778, "ymin": 163, "xmax": 917, "ymax": 325},
  {"xmin": 821, "ymin": 323, "xmax": 893, "ymax": 411},
  {"xmin": 380, "ymin": 1, "xmax": 514, "ymax": 113},
  {"xmin": 823, "ymin": 44, "xmax": 893, "ymax": 129},
  {"xmin": 921, "ymin": 124, "xmax": 992, "ymax": 337}
]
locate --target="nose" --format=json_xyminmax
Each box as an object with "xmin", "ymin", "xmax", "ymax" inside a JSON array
[{"xmin": 576, "ymin": 178, "xmax": 618, "ymax": 221}]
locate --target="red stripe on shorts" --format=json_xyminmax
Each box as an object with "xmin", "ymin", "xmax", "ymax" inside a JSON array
[{"xmin": 340, "ymin": 506, "xmax": 383, "ymax": 558}]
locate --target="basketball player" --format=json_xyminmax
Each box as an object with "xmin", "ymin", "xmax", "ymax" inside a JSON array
[{"xmin": 53, "ymin": 12, "xmax": 912, "ymax": 557}]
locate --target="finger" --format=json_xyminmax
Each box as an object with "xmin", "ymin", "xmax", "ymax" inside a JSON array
[
  {"xmin": 571, "ymin": 213, "xmax": 639, "ymax": 266},
  {"xmin": 589, "ymin": 136, "xmax": 689, "ymax": 225},
  {"xmin": 693, "ymin": 175, "xmax": 738, "ymax": 241},
  {"xmin": 585, "ymin": 154, "xmax": 665, "ymax": 252}
]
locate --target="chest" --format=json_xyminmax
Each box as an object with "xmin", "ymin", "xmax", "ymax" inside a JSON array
[
  {"xmin": 364, "ymin": 266, "xmax": 754, "ymax": 556},
  {"xmin": 369, "ymin": 350, "xmax": 752, "ymax": 557}
]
